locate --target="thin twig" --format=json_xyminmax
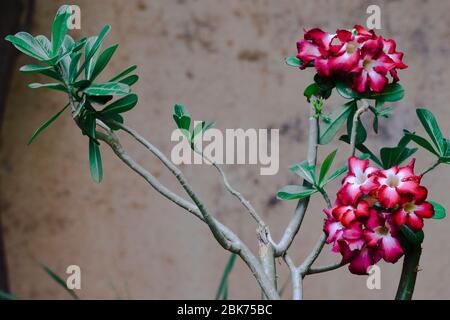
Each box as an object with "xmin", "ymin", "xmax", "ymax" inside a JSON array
[
  {"xmin": 96, "ymin": 126, "xmax": 280, "ymax": 299},
  {"xmin": 349, "ymin": 99, "xmax": 370, "ymax": 156},
  {"xmin": 273, "ymin": 106, "xmax": 319, "ymax": 256},
  {"xmin": 306, "ymin": 262, "xmax": 342, "ymax": 275},
  {"xmin": 196, "ymin": 148, "xmax": 266, "ymax": 227}
]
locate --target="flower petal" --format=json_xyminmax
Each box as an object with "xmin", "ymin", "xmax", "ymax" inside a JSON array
[
  {"xmin": 381, "ymin": 236, "xmax": 404, "ymax": 263},
  {"xmin": 378, "ymin": 185, "xmax": 401, "ymax": 208}
]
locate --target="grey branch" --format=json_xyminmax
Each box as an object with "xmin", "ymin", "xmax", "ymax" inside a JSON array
[
  {"xmin": 96, "ymin": 126, "xmax": 280, "ymax": 300},
  {"xmin": 306, "ymin": 262, "xmax": 342, "ymax": 275},
  {"xmin": 273, "ymin": 106, "xmax": 319, "ymax": 256}
]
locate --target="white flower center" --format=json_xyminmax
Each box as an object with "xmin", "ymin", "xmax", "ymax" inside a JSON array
[
  {"xmin": 386, "ymin": 174, "xmax": 399, "ymax": 188},
  {"xmin": 355, "ymin": 171, "xmax": 367, "ymax": 185}
]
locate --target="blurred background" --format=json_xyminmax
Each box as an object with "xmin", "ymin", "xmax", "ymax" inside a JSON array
[{"xmin": 0, "ymin": 0, "xmax": 449, "ymax": 299}]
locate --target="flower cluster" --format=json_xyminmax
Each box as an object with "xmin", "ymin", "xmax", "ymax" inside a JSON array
[
  {"xmin": 323, "ymin": 157, "xmax": 434, "ymax": 275},
  {"xmin": 296, "ymin": 25, "xmax": 407, "ymax": 93}
]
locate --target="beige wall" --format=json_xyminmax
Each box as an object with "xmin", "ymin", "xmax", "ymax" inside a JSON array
[{"xmin": 1, "ymin": 0, "xmax": 450, "ymax": 299}]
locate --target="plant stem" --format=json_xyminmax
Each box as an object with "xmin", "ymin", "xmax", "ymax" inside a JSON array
[
  {"xmin": 421, "ymin": 159, "xmax": 440, "ymax": 176},
  {"xmin": 395, "ymin": 245, "xmax": 422, "ymax": 300},
  {"xmin": 349, "ymin": 99, "xmax": 370, "ymax": 156},
  {"xmin": 273, "ymin": 106, "xmax": 319, "ymax": 256},
  {"xmin": 96, "ymin": 127, "xmax": 280, "ymax": 300}
]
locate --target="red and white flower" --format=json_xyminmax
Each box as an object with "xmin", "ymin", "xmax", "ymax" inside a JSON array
[
  {"xmin": 337, "ymin": 156, "xmax": 379, "ymax": 205},
  {"xmin": 323, "ymin": 156, "xmax": 434, "ymax": 275},
  {"xmin": 363, "ymin": 209, "xmax": 404, "ymax": 263},
  {"xmin": 376, "ymin": 159, "xmax": 421, "ymax": 209},
  {"xmin": 295, "ymin": 25, "xmax": 407, "ymax": 93},
  {"xmin": 392, "ymin": 195, "xmax": 434, "ymax": 231}
]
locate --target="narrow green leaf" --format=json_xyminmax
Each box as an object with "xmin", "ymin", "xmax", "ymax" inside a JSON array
[
  {"xmin": 416, "ymin": 108, "xmax": 445, "ymax": 155},
  {"xmin": 28, "ymin": 103, "xmax": 70, "ymax": 145},
  {"xmin": 404, "ymin": 130, "xmax": 438, "ymax": 156},
  {"xmin": 89, "ymin": 138, "xmax": 103, "ymax": 183},
  {"xmin": 336, "ymin": 81, "xmax": 362, "ymax": 100},
  {"xmin": 86, "ymin": 25, "xmax": 111, "ymax": 62},
  {"xmin": 51, "ymin": 5, "xmax": 71, "ymax": 55},
  {"xmin": 289, "ymin": 161, "xmax": 315, "ymax": 184},
  {"xmin": 90, "ymin": 44, "xmax": 118, "ymax": 81},
  {"xmin": 285, "ymin": 56, "xmax": 301, "ymax": 67},
  {"xmin": 109, "ymin": 65, "xmax": 138, "ymax": 82},
  {"xmin": 319, "ymin": 149, "xmax": 337, "ymax": 185},
  {"xmin": 325, "ymin": 165, "xmax": 348, "ymax": 185},
  {"xmin": 41, "ymin": 264, "xmax": 80, "ymax": 300},
  {"xmin": 83, "ymin": 82, "xmax": 130, "ymax": 96},
  {"xmin": 319, "ymin": 100, "xmax": 355, "ymax": 145},
  {"xmin": 20, "ymin": 64, "xmax": 62, "ymax": 81},
  {"xmin": 100, "ymin": 94, "xmax": 138, "ymax": 115},
  {"xmin": 28, "ymin": 83, "xmax": 67, "ymax": 93},
  {"xmin": 215, "ymin": 253, "xmax": 236, "ymax": 300},
  {"xmin": 276, "ymin": 185, "xmax": 316, "ymax": 201},
  {"xmin": 0, "ymin": 290, "xmax": 19, "ymax": 300},
  {"xmin": 119, "ymin": 74, "xmax": 139, "ymax": 86},
  {"xmin": 429, "ymin": 200, "xmax": 446, "ymax": 219},
  {"xmin": 5, "ymin": 32, "xmax": 49, "ymax": 61},
  {"xmin": 367, "ymin": 83, "xmax": 404, "ymax": 102}
]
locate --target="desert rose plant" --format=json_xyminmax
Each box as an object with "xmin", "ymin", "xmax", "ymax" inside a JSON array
[{"xmin": 5, "ymin": 5, "xmax": 450, "ymax": 300}]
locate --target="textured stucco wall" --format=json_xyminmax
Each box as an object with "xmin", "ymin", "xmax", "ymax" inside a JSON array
[{"xmin": 1, "ymin": 0, "xmax": 450, "ymax": 299}]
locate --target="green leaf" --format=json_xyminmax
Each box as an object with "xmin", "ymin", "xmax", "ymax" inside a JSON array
[
  {"xmin": 404, "ymin": 130, "xmax": 438, "ymax": 156},
  {"xmin": 304, "ymin": 83, "xmax": 320, "ymax": 102},
  {"xmin": 69, "ymin": 51, "xmax": 82, "ymax": 82},
  {"xmin": 319, "ymin": 100, "xmax": 356, "ymax": 145},
  {"xmin": 5, "ymin": 32, "xmax": 50, "ymax": 61},
  {"xmin": 400, "ymin": 225, "xmax": 424, "ymax": 245},
  {"xmin": 100, "ymin": 94, "xmax": 138, "ymax": 115},
  {"xmin": 109, "ymin": 65, "xmax": 138, "ymax": 82},
  {"xmin": 289, "ymin": 161, "xmax": 315, "ymax": 184},
  {"xmin": 215, "ymin": 253, "xmax": 236, "ymax": 300},
  {"xmin": 336, "ymin": 81, "xmax": 362, "ymax": 100},
  {"xmin": 429, "ymin": 200, "xmax": 446, "ymax": 219},
  {"xmin": 88, "ymin": 95, "xmax": 113, "ymax": 105},
  {"xmin": 173, "ymin": 104, "xmax": 191, "ymax": 131},
  {"xmin": 86, "ymin": 25, "xmax": 111, "ymax": 62},
  {"xmin": 318, "ymin": 149, "xmax": 337, "ymax": 186},
  {"xmin": 90, "ymin": 44, "xmax": 118, "ymax": 81},
  {"xmin": 100, "ymin": 113, "xmax": 124, "ymax": 130},
  {"xmin": 416, "ymin": 108, "xmax": 445, "ymax": 155},
  {"xmin": 83, "ymin": 82, "xmax": 130, "ymax": 96},
  {"xmin": 28, "ymin": 83, "xmax": 67, "ymax": 93},
  {"xmin": 89, "ymin": 138, "xmax": 103, "ymax": 183},
  {"xmin": 27, "ymin": 103, "xmax": 70, "ymax": 145},
  {"xmin": 20, "ymin": 64, "xmax": 62, "ymax": 82},
  {"xmin": 0, "ymin": 290, "xmax": 19, "ymax": 300},
  {"xmin": 84, "ymin": 37, "xmax": 100, "ymax": 80},
  {"xmin": 40, "ymin": 264, "xmax": 80, "ymax": 300},
  {"xmin": 285, "ymin": 56, "xmax": 301, "ymax": 67},
  {"xmin": 326, "ymin": 165, "xmax": 348, "ymax": 185},
  {"xmin": 51, "ymin": 5, "xmax": 71, "ymax": 56},
  {"xmin": 367, "ymin": 83, "xmax": 404, "ymax": 102},
  {"xmin": 380, "ymin": 146, "xmax": 417, "ymax": 169},
  {"xmin": 277, "ymin": 185, "xmax": 316, "ymax": 201},
  {"xmin": 339, "ymin": 135, "xmax": 383, "ymax": 167},
  {"xmin": 119, "ymin": 75, "xmax": 139, "ymax": 86}
]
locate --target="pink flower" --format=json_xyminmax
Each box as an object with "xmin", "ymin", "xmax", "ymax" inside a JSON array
[
  {"xmin": 328, "ymin": 26, "xmax": 375, "ymax": 74},
  {"xmin": 296, "ymin": 28, "xmax": 334, "ymax": 72},
  {"xmin": 337, "ymin": 156, "xmax": 379, "ymax": 205},
  {"xmin": 294, "ymin": 25, "xmax": 407, "ymax": 94},
  {"xmin": 380, "ymin": 37, "xmax": 408, "ymax": 82},
  {"xmin": 323, "ymin": 156, "xmax": 434, "ymax": 275},
  {"xmin": 376, "ymin": 159, "xmax": 421, "ymax": 209},
  {"xmin": 352, "ymin": 38, "xmax": 396, "ymax": 92},
  {"xmin": 332, "ymin": 200, "xmax": 370, "ymax": 227},
  {"xmin": 363, "ymin": 209, "xmax": 404, "ymax": 263},
  {"xmin": 392, "ymin": 194, "xmax": 434, "ymax": 231}
]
